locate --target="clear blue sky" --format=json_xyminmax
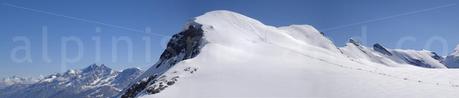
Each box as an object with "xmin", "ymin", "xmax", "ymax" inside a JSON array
[{"xmin": 1, "ymin": 0, "xmax": 459, "ymax": 78}]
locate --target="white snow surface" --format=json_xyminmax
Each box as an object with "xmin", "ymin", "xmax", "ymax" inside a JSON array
[{"xmin": 139, "ymin": 10, "xmax": 459, "ymax": 98}]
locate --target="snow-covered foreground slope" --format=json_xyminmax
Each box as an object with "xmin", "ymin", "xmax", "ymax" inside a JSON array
[
  {"xmin": 0, "ymin": 64, "xmax": 143, "ymax": 98},
  {"xmin": 148, "ymin": 46, "xmax": 459, "ymax": 98},
  {"xmin": 116, "ymin": 10, "xmax": 459, "ymax": 98}
]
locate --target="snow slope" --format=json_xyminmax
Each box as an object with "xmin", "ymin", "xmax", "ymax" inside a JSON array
[
  {"xmin": 115, "ymin": 10, "xmax": 459, "ymax": 98},
  {"xmin": 0, "ymin": 64, "xmax": 143, "ymax": 98}
]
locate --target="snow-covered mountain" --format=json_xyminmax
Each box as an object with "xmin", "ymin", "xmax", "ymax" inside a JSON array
[
  {"xmin": 444, "ymin": 45, "xmax": 459, "ymax": 68},
  {"xmin": 0, "ymin": 76, "xmax": 37, "ymax": 89},
  {"xmin": 119, "ymin": 10, "xmax": 459, "ymax": 98},
  {"xmin": 340, "ymin": 39, "xmax": 447, "ymax": 68},
  {"xmin": 0, "ymin": 64, "xmax": 143, "ymax": 98}
]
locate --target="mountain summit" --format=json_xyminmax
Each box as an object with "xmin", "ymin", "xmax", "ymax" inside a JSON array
[{"xmin": 119, "ymin": 10, "xmax": 459, "ymax": 98}]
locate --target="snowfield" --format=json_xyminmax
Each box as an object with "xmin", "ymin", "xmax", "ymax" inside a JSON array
[{"xmin": 122, "ymin": 10, "xmax": 459, "ymax": 98}]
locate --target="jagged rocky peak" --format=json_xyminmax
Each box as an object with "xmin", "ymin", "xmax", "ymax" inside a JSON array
[
  {"xmin": 120, "ymin": 22, "xmax": 205, "ymax": 98},
  {"xmin": 156, "ymin": 23, "xmax": 204, "ymax": 68},
  {"xmin": 82, "ymin": 64, "xmax": 112, "ymax": 73},
  {"xmin": 320, "ymin": 32, "xmax": 325, "ymax": 35},
  {"xmin": 63, "ymin": 69, "xmax": 80, "ymax": 76},
  {"xmin": 348, "ymin": 38, "xmax": 361, "ymax": 46},
  {"xmin": 373, "ymin": 43, "xmax": 393, "ymax": 56},
  {"xmin": 430, "ymin": 52, "xmax": 444, "ymax": 61}
]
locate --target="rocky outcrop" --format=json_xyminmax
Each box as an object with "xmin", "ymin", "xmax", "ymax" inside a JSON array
[{"xmin": 120, "ymin": 23, "xmax": 205, "ymax": 98}]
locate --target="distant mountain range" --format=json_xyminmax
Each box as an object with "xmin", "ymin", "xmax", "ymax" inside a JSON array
[
  {"xmin": 0, "ymin": 64, "xmax": 142, "ymax": 98},
  {"xmin": 0, "ymin": 76, "xmax": 37, "ymax": 89}
]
